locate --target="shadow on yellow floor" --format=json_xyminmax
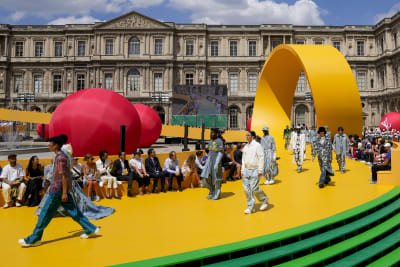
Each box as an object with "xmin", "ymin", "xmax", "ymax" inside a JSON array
[{"xmin": 0, "ymin": 148, "xmax": 394, "ymax": 267}]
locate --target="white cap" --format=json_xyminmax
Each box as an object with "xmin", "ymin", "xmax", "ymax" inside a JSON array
[
  {"xmin": 384, "ymin": 143, "xmax": 391, "ymax": 148},
  {"xmin": 262, "ymin": 126, "xmax": 269, "ymax": 131}
]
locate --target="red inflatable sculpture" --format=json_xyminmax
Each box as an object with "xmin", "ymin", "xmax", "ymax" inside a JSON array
[
  {"xmin": 133, "ymin": 104, "xmax": 162, "ymax": 148},
  {"xmin": 36, "ymin": 124, "xmax": 49, "ymax": 139},
  {"xmin": 49, "ymin": 88, "xmax": 141, "ymax": 157},
  {"xmin": 246, "ymin": 117, "xmax": 252, "ymax": 131},
  {"xmin": 380, "ymin": 112, "xmax": 400, "ymax": 131}
]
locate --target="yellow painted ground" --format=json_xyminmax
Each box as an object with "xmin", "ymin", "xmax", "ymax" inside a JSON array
[{"xmin": 0, "ymin": 148, "xmax": 394, "ymax": 267}]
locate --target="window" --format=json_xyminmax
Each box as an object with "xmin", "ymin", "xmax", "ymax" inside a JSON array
[
  {"xmin": 53, "ymin": 75, "xmax": 62, "ymax": 93},
  {"xmin": 295, "ymin": 105, "xmax": 307, "ymax": 125},
  {"xmin": 34, "ymin": 75, "xmax": 43, "ymax": 93},
  {"xmin": 246, "ymin": 106, "xmax": 253, "ymax": 122},
  {"xmin": 394, "ymin": 33, "xmax": 397, "ymax": 48},
  {"xmin": 127, "ymin": 69, "xmax": 141, "ymax": 91},
  {"xmin": 230, "ymin": 41, "xmax": 238, "ymax": 56},
  {"xmin": 105, "ymin": 39, "xmax": 114, "ymax": 55},
  {"xmin": 333, "ymin": 41, "xmax": 341, "ymax": 52},
  {"xmin": 229, "ymin": 106, "xmax": 239, "ymax": 129},
  {"xmin": 211, "ymin": 73, "xmax": 219, "ymax": 86},
  {"xmin": 249, "ymin": 41, "xmax": 257, "ymax": 56},
  {"xmin": 35, "ymin": 42, "xmax": 43, "ymax": 57},
  {"xmin": 77, "ymin": 74, "xmax": 85, "ymax": 91},
  {"xmin": 249, "ymin": 74, "xmax": 257, "ymax": 92},
  {"xmin": 14, "ymin": 75, "xmax": 22, "ymax": 93},
  {"xmin": 370, "ymin": 79, "xmax": 374, "ymax": 89},
  {"xmin": 272, "ymin": 40, "xmax": 281, "ymax": 49},
  {"xmin": 185, "ymin": 73, "xmax": 194, "ymax": 86},
  {"xmin": 186, "ymin": 40, "xmax": 194, "ymax": 56},
  {"xmin": 155, "ymin": 106, "xmax": 165, "ymax": 124},
  {"xmin": 296, "ymin": 72, "xmax": 305, "ymax": 92},
  {"xmin": 230, "ymin": 73, "xmax": 238, "ymax": 93},
  {"xmin": 211, "ymin": 41, "xmax": 219, "ymax": 56},
  {"xmin": 54, "ymin": 42, "xmax": 63, "ymax": 57},
  {"xmin": 155, "ymin": 39, "xmax": 163, "ymax": 55},
  {"xmin": 357, "ymin": 72, "xmax": 366, "ymax": 91},
  {"xmin": 154, "ymin": 73, "xmax": 163, "ymax": 92},
  {"xmin": 380, "ymin": 38, "xmax": 384, "ymax": 53},
  {"xmin": 314, "ymin": 40, "xmax": 323, "ymax": 45},
  {"xmin": 105, "ymin": 73, "xmax": 113, "ymax": 90},
  {"xmin": 15, "ymin": 42, "xmax": 23, "ymax": 57},
  {"xmin": 78, "ymin": 41, "xmax": 86, "ymax": 56},
  {"xmin": 128, "ymin": 37, "xmax": 140, "ymax": 55},
  {"xmin": 296, "ymin": 40, "xmax": 305, "ymax": 45},
  {"xmin": 357, "ymin": 41, "xmax": 365, "ymax": 56}
]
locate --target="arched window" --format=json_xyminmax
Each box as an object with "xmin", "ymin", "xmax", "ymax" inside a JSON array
[
  {"xmin": 154, "ymin": 106, "xmax": 165, "ymax": 124},
  {"xmin": 229, "ymin": 106, "xmax": 239, "ymax": 129},
  {"xmin": 127, "ymin": 69, "xmax": 140, "ymax": 92},
  {"xmin": 295, "ymin": 105, "xmax": 308, "ymax": 126},
  {"xmin": 128, "ymin": 37, "xmax": 140, "ymax": 55},
  {"xmin": 48, "ymin": 106, "xmax": 57, "ymax": 113},
  {"xmin": 296, "ymin": 71, "xmax": 305, "ymax": 92},
  {"xmin": 246, "ymin": 105, "xmax": 253, "ymax": 122}
]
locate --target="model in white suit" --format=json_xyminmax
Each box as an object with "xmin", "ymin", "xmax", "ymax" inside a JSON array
[{"xmin": 290, "ymin": 126, "xmax": 306, "ymax": 173}]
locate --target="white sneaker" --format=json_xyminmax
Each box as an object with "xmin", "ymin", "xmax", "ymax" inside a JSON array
[
  {"xmin": 260, "ymin": 202, "xmax": 269, "ymax": 211},
  {"xmin": 18, "ymin": 239, "xmax": 41, "ymax": 247},
  {"xmin": 244, "ymin": 208, "xmax": 254, "ymax": 214},
  {"xmin": 3, "ymin": 203, "xmax": 9, "ymax": 209},
  {"xmin": 117, "ymin": 181, "xmax": 122, "ymax": 185},
  {"xmin": 16, "ymin": 202, "xmax": 22, "ymax": 207},
  {"xmin": 95, "ymin": 196, "xmax": 100, "ymax": 202},
  {"xmin": 80, "ymin": 227, "xmax": 100, "ymax": 239},
  {"xmin": 269, "ymin": 180, "xmax": 275, "ymax": 185},
  {"xmin": 99, "ymin": 181, "xmax": 104, "ymax": 187},
  {"xmin": 263, "ymin": 181, "xmax": 270, "ymax": 185}
]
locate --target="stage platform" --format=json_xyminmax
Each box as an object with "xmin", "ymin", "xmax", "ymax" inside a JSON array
[{"xmin": 0, "ymin": 149, "xmax": 394, "ymax": 267}]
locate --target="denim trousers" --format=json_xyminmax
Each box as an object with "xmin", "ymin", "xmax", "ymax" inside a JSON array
[{"xmin": 242, "ymin": 168, "xmax": 268, "ymax": 210}]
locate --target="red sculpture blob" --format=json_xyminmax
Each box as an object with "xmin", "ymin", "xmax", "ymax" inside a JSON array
[
  {"xmin": 247, "ymin": 117, "xmax": 252, "ymax": 131},
  {"xmin": 49, "ymin": 88, "xmax": 141, "ymax": 156},
  {"xmin": 36, "ymin": 124, "xmax": 49, "ymax": 139},
  {"xmin": 133, "ymin": 104, "xmax": 162, "ymax": 148},
  {"xmin": 380, "ymin": 112, "xmax": 400, "ymax": 131}
]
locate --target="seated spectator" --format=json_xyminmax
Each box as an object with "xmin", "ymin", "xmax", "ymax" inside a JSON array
[
  {"xmin": 71, "ymin": 157, "xmax": 83, "ymax": 188},
  {"xmin": 130, "ymin": 151, "xmax": 150, "ymax": 195},
  {"xmin": 163, "ymin": 151, "xmax": 183, "ymax": 192},
  {"xmin": 370, "ymin": 143, "xmax": 392, "ymax": 184},
  {"xmin": 202, "ymin": 149, "xmax": 209, "ymax": 165},
  {"xmin": 234, "ymin": 143, "xmax": 244, "ymax": 179},
  {"xmin": 222, "ymin": 147, "xmax": 240, "ymax": 181},
  {"xmin": 96, "ymin": 150, "xmax": 120, "ymax": 199},
  {"xmin": 83, "ymin": 154, "xmax": 101, "ymax": 201},
  {"xmin": 145, "ymin": 148, "xmax": 165, "ymax": 193},
  {"xmin": 0, "ymin": 154, "xmax": 26, "ymax": 208},
  {"xmin": 43, "ymin": 159, "xmax": 53, "ymax": 192},
  {"xmin": 24, "ymin": 156, "xmax": 44, "ymax": 207},
  {"xmin": 195, "ymin": 151, "xmax": 205, "ymax": 174},
  {"xmin": 182, "ymin": 154, "xmax": 201, "ymax": 189},
  {"xmin": 112, "ymin": 151, "xmax": 135, "ymax": 197},
  {"xmin": 374, "ymin": 143, "xmax": 387, "ymax": 164}
]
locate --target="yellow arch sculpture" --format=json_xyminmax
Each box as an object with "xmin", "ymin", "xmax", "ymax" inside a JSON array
[{"xmin": 252, "ymin": 44, "xmax": 363, "ymax": 150}]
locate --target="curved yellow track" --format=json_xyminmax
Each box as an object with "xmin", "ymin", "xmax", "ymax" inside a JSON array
[{"xmin": 252, "ymin": 44, "xmax": 363, "ymax": 150}]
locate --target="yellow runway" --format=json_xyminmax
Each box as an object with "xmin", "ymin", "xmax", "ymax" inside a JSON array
[{"xmin": 0, "ymin": 149, "xmax": 394, "ymax": 267}]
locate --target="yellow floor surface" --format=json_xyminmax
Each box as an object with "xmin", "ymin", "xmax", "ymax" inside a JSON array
[{"xmin": 0, "ymin": 149, "xmax": 394, "ymax": 267}]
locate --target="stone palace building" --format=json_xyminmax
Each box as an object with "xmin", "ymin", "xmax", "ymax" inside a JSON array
[{"xmin": 0, "ymin": 11, "xmax": 400, "ymax": 130}]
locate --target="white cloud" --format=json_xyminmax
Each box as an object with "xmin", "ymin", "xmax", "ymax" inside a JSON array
[
  {"xmin": 129, "ymin": 0, "xmax": 164, "ymax": 8},
  {"xmin": 48, "ymin": 16, "xmax": 102, "ymax": 25},
  {"xmin": 167, "ymin": 0, "xmax": 325, "ymax": 25},
  {"xmin": 374, "ymin": 3, "xmax": 400, "ymax": 23},
  {"xmin": 8, "ymin": 11, "xmax": 25, "ymax": 23}
]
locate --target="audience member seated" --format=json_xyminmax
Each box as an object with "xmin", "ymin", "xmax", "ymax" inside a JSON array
[
  {"xmin": 71, "ymin": 157, "xmax": 83, "ymax": 188},
  {"xmin": 370, "ymin": 143, "xmax": 392, "ymax": 184},
  {"xmin": 145, "ymin": 148, "xmax": 165, "ymax": 194},
  {"xmin": 203, "ymin": 149, "xmax": 209, "ymax": 164},
  {"xmin": 112, "ymin": 151, "xmax": 135, "ymax": 197},
  {"xmin": 0, "ymin": 154, "xmax": 26, "ymax": 208},
  {"xmin": 233, "ymin": 143, "xmax": 244, "ymax": 179},
  {"xmin": 374, "ymin": 143, "xmax": 387, "ymax": 164},
  {"xmin": 222, "ymin": 147, "xmax": 240, "ymax": 181},
  {"xmin": 43, "ymin": 159, "xmax": 53, "ymax": 192},
  {"xmin": 24, "ymin": 156, "xmax": 44, "ymax": 207},
  {"xmin": 96, "ymin": 150, "xmax": 120, "ymax": 199},
  {"xmin": 195, "ymin": 151, "xmax": 205, "ymax": 174},
  {"xmin": 83, "ymin": 154, "xmax": 101, "ymax": 201},
  {"xmin": 163, "ymin": 151, "xmax": 183, "ymax": 192},
  {"xmin": 130, "ymin": 151, "xmax": 150, "ymax": 195},
  {"xmin": 182, "ymin": 154, "xmax": 201, "ymax": 189}
]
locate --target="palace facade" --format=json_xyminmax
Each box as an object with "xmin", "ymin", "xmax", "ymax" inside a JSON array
[{"xmin": 0, "ymin": 11, "xmax": 400, "ymax": 130}]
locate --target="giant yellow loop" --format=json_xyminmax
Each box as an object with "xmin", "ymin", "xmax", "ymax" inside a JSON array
[{"xmin": 252, "ymin": 44, "xmax": 363, "ymax": 150}]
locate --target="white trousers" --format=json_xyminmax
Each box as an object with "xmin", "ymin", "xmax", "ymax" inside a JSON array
[
  {"xmin": 1, "ymin": 182, "xmax": 26, "ymax": 203},
  {"xmin": 100, "ymin": 175, "xmax": 118, "ymax": 189}
]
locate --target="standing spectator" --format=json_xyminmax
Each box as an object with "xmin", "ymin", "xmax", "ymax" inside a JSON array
[
  {"xmin": 163, "ymin": 151, "xmax": 183, "ymax": 192},
  {"xmin": 112, "ymin": 152, "xmax": 135, "ymax": 197},
  {"xmin": 313, "ymin": 127, "xmax": 334, "ymax": 188},
  {"xmin": 261, "ymin": 126, "xmax": 278, "ymax": 185},
  {"xmin": 24, "ymin": 156, "xmax": 44, "ymax": 207},
  {"xmin": 71, "ymin": 158, "xmax": 83, "ymax": 188},
  {"xmin": 290, "ymin": 125, "xmax": 306, "ymax": 173},
  {"xmin": 333, "ymin": 126, "xmax": 349, "ymax": 174},
  {"xmin": 370, "ymin": 143, "xmax": 392, "ymax": 184},
  {"xmin": 0, "ymin": 154, "xmax": 26, "ymax": 208},
  {"xmin": 182, "ymin": 154, "xmax": 201, "ymax": 189},
  {"xmin": 195, "ymin": 151, "xmax": 205, "ymax": 174},
  {"xmin": 130, "ymin": 151, "xmax": 150, "ymax": 195},
  {"xmin": 241, "ymin": 131, "xmax": 269, "ymax": 214},
  {"xmin": 83, "ymin": 154, "xmax": 101, "ymax": 201},
  {"xmin": 96, "ymin": 150, "xmax": 120, "ymax": 199},
  {"xmin": 145, "ymin": 148, "xmax": 165, "ymax": 193}
]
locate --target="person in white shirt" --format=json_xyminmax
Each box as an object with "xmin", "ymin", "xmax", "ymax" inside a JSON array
[
  {"xmin": 241, "ymin": 131, "xmax": 269, "ymax": 214},
  {"xmin": 96, "ymin": 150, "xmax": 120, "ymax": 199},
  {"xmin": 195, "ymin": 151, "xmax": 205, "ymax": 175},
  {"xmin": 0, "ymin": 154, "xmax": 26, "ymax": 208},
  {"xmin": 290, "ymin": 125, "xmax": 306, "ymax": 173},
  {"xmin": 130, "ymin": 151, "xmax": 150, "ymax": 195},
  {"xmin": 163, "ymin": 151, "xmax": 183, "ymax": 192}
]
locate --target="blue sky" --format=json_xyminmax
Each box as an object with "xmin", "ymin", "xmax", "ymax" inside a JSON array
[{"xmin": 0, "ymin": 0, "xmax": 400, "ymax": 26}]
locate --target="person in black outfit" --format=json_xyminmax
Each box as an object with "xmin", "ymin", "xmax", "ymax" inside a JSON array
[
  {"xmin": 222, "ymin": 147, "xmax": 239, "ymax": 181},
  {"xmin": 24, "ymin": 155, "xmax": 44, "ymax": 207},
  {"xmin": 145, "ymin": 148, "xmax": 165, "ymax": 193},
  {"xmin": 234, "ymin": 143, "xmax": 244, "ymax": 165},
  {"xmin": 112, "ymin": 151, "xmax": 135, "ymax": 197}
]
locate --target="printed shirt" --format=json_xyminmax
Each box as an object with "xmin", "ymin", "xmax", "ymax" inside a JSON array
[
  {"xmin": 49, "ymin": 151, "xmax": 71, "ymax": 193},
  {"xmin": 208, "ymin": 138, "xmax": 223, "ymax": 157}
]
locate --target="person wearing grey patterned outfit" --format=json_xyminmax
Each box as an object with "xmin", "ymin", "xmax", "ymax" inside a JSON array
[
  {"xmin": 313, "ymin": 127, "xmax": 334, "ymax": 188},
  {"xmin": 333, "ymin": 126, "xmax": 349, "ymax": 174},
  {"xmin": 310, "ymin": 126, "xmax": 318, "ymax": 160},
  {"xmin": 325, "ymin": 125, "xmax": 332, "ymax": 140},
  {"xmin": 261, "ymin": 126, "xmax": 279, "ymax": 185},
  {"xmin": 200, "ymin": 128, "xmax": 224, "ymax": 200},
  {"xmin": 290, "ymin": 125, "xmax": 306, "ymax": 173}
]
